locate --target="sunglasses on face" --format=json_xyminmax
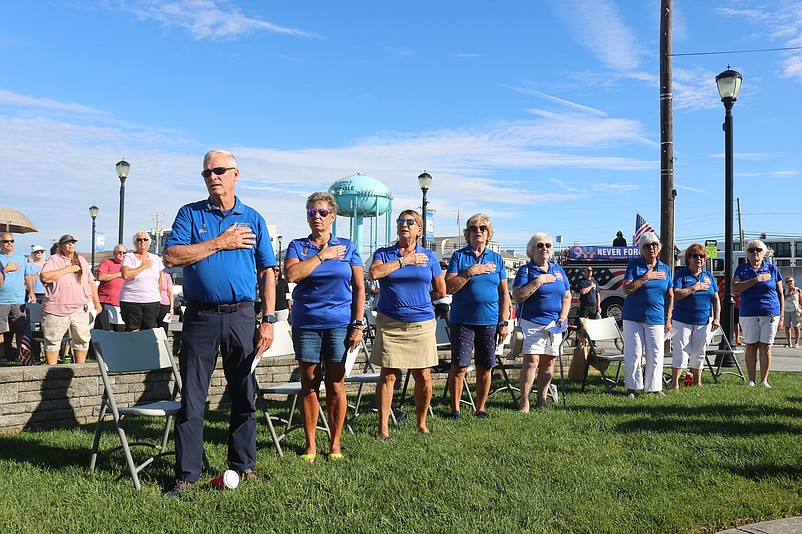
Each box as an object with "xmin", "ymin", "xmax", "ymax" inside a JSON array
[
  {"xmin": 114, "ymin": 250, "xmax": 126, "ymax": 254},
  {"xmin": 397, "ymin": 218, "xmax": 417, "ymax": 227},
  {"xmin": 469, "ymin": 225, "xmax": 488, "ymax": 233},
  {"xmin": 535, "ymin": 242, "xmax": 552, "ymax": 249},
  {"xmin": 307, "ymin": 208, "xmax": 330, "ymax": 218},
  {"xmin": 690, "ymin": 254, "xmax": 706, "ymax": 259},
  {"xmin": 201, "ymin": 166, "xmax": 236, "ymax": 179},
  {"xmin": 136, "ymin": 238, "xmax": 150, "ymax": 242},
  {"xmin": 747, "ymin": 247, "xmax": 763, "ymax": 253},
  {"xmin": 2, "ymin": 240, "xmax": 14, "ymax": 243}
]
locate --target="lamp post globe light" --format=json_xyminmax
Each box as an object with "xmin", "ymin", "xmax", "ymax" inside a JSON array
[
  {"xmin": 116, "ymin": 159, "xmax": 130, "ymax": 245},
  {"xmin": 89, "ymin": 205, "xmax": 99, "ymax": 273},
  {"xmin": 417, "ymin": 171, "xmax": 432, "ymax": 249},
  {"xmin": 716, "ymin": 67, "xmax": 742, "ymax": 349}
]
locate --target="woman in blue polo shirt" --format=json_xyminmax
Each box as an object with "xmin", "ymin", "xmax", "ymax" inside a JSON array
[
  {"xmin": 285, "ymin": 192, "xmax": 365, "ymax": 463},
  {"xmin": 445, "ymin": 213, "xmax": 510, "ymax": 420},
  {"xmin": 622, "ymin": 232, "xmax": 673, "ymax": 397},
  {"xmin": 369, "ymin": 209, "xmax": 445, "ymax": 441},
  {"xmin": 512, "ymin": 232, "xmax": 571, "ymax": 412},
  {"xmin": 670, "ymin": 243, "xmax": 720, "ymax": 389},
  {"xmin": 733, "ymin": 239, "xmax": 783, "ymax": 387}
]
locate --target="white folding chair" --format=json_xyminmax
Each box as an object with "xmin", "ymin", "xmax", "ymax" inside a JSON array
[
  {"xmin": 704, "ymin": 326, "xmax": 746, "ymax": 383},
  {"xmin": 489, "ymin": 323, "xmax": 522, "ymax": 407},
  {"xmin": 580, "ymin": 317, "xmax": 625, "ymax": 392},
  {"xmin": 344, "ymin": 339, "xmax": 397, "ymax": 432},
  {"xmin": 105, "ymin": 305, "xmax": 127, "ymax": 327},
  {"xmin": 25, "ymin": 302, "xmax": 46, "ymax": 362},
  {"xmin": 253, "ymin": 321, "xmax": 330, "ymax": 457},
  {"xmin": 89, "ymin": 328, "xmax": 191, "ymax": 490}
]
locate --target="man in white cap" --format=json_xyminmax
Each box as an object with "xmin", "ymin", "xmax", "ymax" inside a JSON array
[
  {"xmin": 26, "ymin": 245, "xmax": 47, "ymax": 303},
  {"xmin": 0, "ymin": 233, "xmax": 28, "ymax": 361}
]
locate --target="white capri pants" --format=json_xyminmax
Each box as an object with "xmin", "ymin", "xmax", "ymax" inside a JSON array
[
  {"xmin": 671, "ymin": 320, "xmax": 708, "ymax": 370},
  {"xmin": 623, "ymin": 320, "xmax": 664, "ymax": 392}
]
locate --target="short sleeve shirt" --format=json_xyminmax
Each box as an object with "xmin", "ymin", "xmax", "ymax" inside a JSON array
[
  {"xmin": 119, "ymin": 252, "xmax": 163, "ymax": 303},
  {"xmin": 40, "ymin": 254, "xmax": 96, "ymax": 316},
  {"xmin": 373, "ymin": 244, "xmax": 442, "ymax": 323},
  {"xmin": 286, "ymin": 235, "xmax": 362, "ymax": 329},
  {"xmin": 97, "ymin": 258, "xmax": 124, "ymax": 306},
  {"xmin": 672, "ymin": 267, "xmax": 718, "ymax": 325},
  {"xmin": 575, "ymin": 277, "xmax": 600, "ymax": 307},
  {"xmin": 513, "ymin": 261, "xmax": 570, "ymax": 325},
  {"xmin": 734, "ymin": 262, "xmax": 782, "ymax": 317},
  {"xmin": 25, "ymin": 261, "xmax": 46, "ymax": 294},
  {"xmin": 0, "ymin": 252, "xmax": 27, "ymax": 304},
  {"xmin": 164, "ymin": 197, "xmax": 276, "ymax": 304},
  {"xmin": 447, "ymin": 245, "xmax": 506, "ymax": 325},
  {"xmin": 622, "ymin": 257, "xmax": 672, "ymax": 325}
]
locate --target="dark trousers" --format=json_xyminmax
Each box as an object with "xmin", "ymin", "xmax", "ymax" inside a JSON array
[{"xmin": 174, "ymin": 304, "xmax": 258, "ymax": 482}]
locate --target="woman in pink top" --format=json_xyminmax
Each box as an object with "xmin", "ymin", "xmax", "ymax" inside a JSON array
[
  {"xmin": 39, "ymin": 234, "xmax": 102, "ymax": 365},
  {"xmin": 119, "ymin": 231, "xmax": 163, "ymax": 331},
  {"xmin": 156, "ymin": 269, "xmax": 174, "ymax": 335}
]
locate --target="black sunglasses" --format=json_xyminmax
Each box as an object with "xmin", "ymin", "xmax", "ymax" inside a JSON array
[
  {"xmin": 397, "ymin": 218, "xmax": 416, "ymax": 226},
  {"xmin": 469, "ymin": 225, "xmax": 488, "ymax": 233},
  {"xmin": 690, "ymin": 254, "xmax": 706, "ymax": 259},
  {"xmin": 201, "ymin": 167, "xmax": 236, "ymax": 178},
  {"xmin": 307, "ymin": 208, "xmax": 331, "ymax": 218},
  {"xmin": 747, "ymin": 247, "xmax": 763, "ymax": 253},
  {"xmin": 535, "ymin": 242, "xmax": 552, "ymax": 249},
  {"xmin": 1, "ymin": 239, "xmax": 14, "ymax": 243},
  {"xmin": 136, "ymin": 238, "xmax": 150, "ymax": 242}
]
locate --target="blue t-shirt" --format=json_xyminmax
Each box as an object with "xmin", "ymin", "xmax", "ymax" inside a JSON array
[
  {"xmin": 575, "ymin": 277, "xmax": 600, "ymax": 306},
  {"xmin": 0, "ymin": 252, "xmax": 27, "ymax": 304},
  {"xmin": 447, "ymin": 245, "xmax": 507, "ymax": 326},
  {"xmin": 622, "ymin": 257, "xmax": 672, "ymax": 325},
  {"xmin": 513, "ymin": 261, "xmax": 570, "ymax": 325},
  {"xmin": 164, "ymin": 197, "xmax": 276, "ymax": 305},
  {"xmin": 373, "ymin": 244, "xmax": 442, "ymax": 323},
  {"xmin": 734, "ymin": 262, "xmax": 782, "ymax": 317},
  {"xmin": 286, "ymin": 235, "xmax": 362, "ymax": 329},
  {"xmin": 25, "ymin": 261, "xmax": 45, "ymax": 294},
  {"xmin": 672, "ymin": 267, "xmax": 718, "ymax": 325}
]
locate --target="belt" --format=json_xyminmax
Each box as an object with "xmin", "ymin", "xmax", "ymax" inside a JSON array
[{"xmin": 187, "ymin": 301, "xmax": 254, "ymax": 314}]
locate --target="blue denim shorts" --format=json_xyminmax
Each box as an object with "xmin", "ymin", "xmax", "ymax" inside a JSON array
[{"xmin": 292, "ymin": 327, "xmax": 348, "ymax": 364}]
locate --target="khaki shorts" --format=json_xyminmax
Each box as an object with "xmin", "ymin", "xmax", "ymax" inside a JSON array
[{"xmin": 42, "ymin": 306, "xmax": 92, "ymax": 352}]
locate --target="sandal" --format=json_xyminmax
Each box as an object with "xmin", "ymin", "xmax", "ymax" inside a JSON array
[
  {"xmin": 329, "ymin": 453, "xmax": 344, "ymax": 461},
  {"xmin": 299, "ymin": 453, "xmax": 316, "ymax": 464},
  {"xmin": 381, "ymin": 436, "xmax": 395, "ymax": 443}
]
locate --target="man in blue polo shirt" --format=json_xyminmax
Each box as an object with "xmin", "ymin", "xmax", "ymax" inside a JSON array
[
  {"xmin": 162, "ymin": 149, "xmax": 277, "ymax": 498},
  {"xmin": 0, "ymin": 233, "xmax": 27, "ymax": 362}
]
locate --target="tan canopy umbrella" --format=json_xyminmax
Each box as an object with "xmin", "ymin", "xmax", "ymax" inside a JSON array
[{"xmin": 0, "ymin": 207, "xmax": 38, "ymax": 234}]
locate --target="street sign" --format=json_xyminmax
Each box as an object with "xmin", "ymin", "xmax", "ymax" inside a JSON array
[{"xmin": 705, "ymin": 239, "xmax": 717, "ymax": 259}]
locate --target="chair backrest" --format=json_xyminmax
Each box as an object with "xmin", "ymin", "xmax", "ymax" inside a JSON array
[
  {"xmin": 261, "ymin": 320, "xmax": 294, "ymax": 358},
  {"xmin": 345, "ymin": 339, "xmax": 375, "ymax": 378},
  {"xmin": 435, "ymin": 317, "xmax": 451, "ymax": 349},
  {"xmin": 27, "ymin": 302, "xmax": 43, "ymax": 324},
  {"xmin": 106, "ymin": 305, "xmax": 126, "ymax": 326},
  {"xmin": 705, "ymin": 325, "xmax": 734, "ymax": 350},
  {"xmin": 91, "ymin": 328, "xmax": 174, "ymax": 373},
  {"xmin": 581, "ymin": 317, "xmax": 622, "ymax": 343}
]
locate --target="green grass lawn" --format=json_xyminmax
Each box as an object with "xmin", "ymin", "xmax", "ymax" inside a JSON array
[{"xmin": 1, "ymin": 373, "xmax": 801, "ymax": 533}]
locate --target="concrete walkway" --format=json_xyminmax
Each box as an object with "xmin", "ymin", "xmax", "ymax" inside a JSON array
[{"xmin": 718, "ymin": 517, "xmax": 802, "ymax": 533}]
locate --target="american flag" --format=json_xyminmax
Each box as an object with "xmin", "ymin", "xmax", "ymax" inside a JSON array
[
  {"xmin": 634, "ymin": 212, "xmax": 656, "ymax": 246},
  {"xmin": 19, "ymin": 307, "xmax": 33, "ymax": 366},
  {"xmin": 566, "ymin": 267, "xmax": 627, "ymax": 292}
]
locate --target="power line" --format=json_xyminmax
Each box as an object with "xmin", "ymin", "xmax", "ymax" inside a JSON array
[{"xmin": 672, "ymin": 46, "xmax": 802, "ymax": 57}]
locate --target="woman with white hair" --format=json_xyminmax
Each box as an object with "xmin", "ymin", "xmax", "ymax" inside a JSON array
[
  {"xmin": 512, "ymin": 232, "xmax": 571, "ymax": 411},
  {"xmin": 733, "ymin": 239, "xmax": 783, "ymax": 387},
  {"xmin": 119, "ymin": 230, "xmax": 163, "ymax": 331},
  {"xmin": 622, "ymin": 232, "xmax": 673, "ymax": 397}
]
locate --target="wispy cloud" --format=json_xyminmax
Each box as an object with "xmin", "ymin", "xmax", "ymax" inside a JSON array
[
  {"xmin": 510, "ymin": 87, "xmax": 607, "ymax": 117},
  {"xmin": 549, "ymin": 0, "xmax": 644, "ymax": 72},
  {"xmin": 123, "ymin": 0, "xmax": 315, "ymax": 40},
  {"xmin": 737, "ymin": 170, "xmax": 799, "ymax": 176},
  {"xmin": 0, "ymin": 90, "xmax": 108, "ymax": 115}
]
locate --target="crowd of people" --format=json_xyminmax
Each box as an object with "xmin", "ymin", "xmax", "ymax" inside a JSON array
[{"xmin": 0, "ymin": 148, "xmax": 793, "ymax": 498}]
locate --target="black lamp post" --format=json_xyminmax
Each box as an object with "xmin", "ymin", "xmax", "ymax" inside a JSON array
[
  {"xmin": 277, "ymin": 235, "xmax": 283, "ymax": 268},
  {"xmin": 716, "ymin": 67, "xmax": 742, "ymax": 349},
  {"xmin": 418, "ymin": 171, "xmax": 432, "ymax": 249},
  {"xmin": 116, "ymin": 159, "xmax": 130, "ymax": 245},
  {"xmin": 89, "ymin": 205, "xmax": 99, "ymax": 274}
]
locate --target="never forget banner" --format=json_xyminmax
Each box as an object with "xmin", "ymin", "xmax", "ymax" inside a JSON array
[{"xmin": 567, "ymin": 246, "xmax": 641, "ymax": 261}]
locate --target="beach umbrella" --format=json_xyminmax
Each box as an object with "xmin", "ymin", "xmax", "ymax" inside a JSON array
[{"xmin": 0, "ymin": 207, "xmax": 38, "ymax": 234}]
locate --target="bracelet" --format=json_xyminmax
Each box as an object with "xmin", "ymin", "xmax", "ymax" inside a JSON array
[
  {"xmin": 398, "ymin": 258, "xmax": 404, "ymax": 269},
  {"xmin": 316, "ymin": 253, "xmax": 324, "ymax": 263}
]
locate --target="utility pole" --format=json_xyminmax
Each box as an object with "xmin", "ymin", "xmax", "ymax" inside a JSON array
[
  {"xmin": 736, "ymin": 197, "xmax": 745, "ymax": 249},
  {"xmin": 659, "ymin": 0, "xmax": 675, "ymax": 266}
]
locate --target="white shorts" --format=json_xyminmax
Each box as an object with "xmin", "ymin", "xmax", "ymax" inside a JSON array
[
  {"xmin": 783, "ymin": 309, "xmax": 801, "ymax": 328},
  {"xmin": 739, "ymin": 316, "xmax": 779, "ymax": 345},
  {"xmin": 671, "ymin": 320, "xmax": 709, "ymax": 370},
  {"xmin": 520, "ymin": 318, "xmax": 562, "ymax": 357}
]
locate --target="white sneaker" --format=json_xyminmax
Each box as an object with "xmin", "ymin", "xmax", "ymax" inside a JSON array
[
  {"xmin": 747, "ymin": 380, "xmax": 756, "ymax": 387},
  {"xmin": 760, "ymin": 381, "xmax": 771, "ymax": 388}
]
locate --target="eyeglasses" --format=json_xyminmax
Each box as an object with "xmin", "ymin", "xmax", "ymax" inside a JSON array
[
  {"xmin": 747, "ymin": 247, "xmax": 763, "ymax": 253},
  {"xmin": 136, "ymin": 238, "xmax": 150, "ymax": 242},
  {"xmin": 1, "ymin": 240, "xmax": 14, "ymax": 243},
  {"xmin": 397, "ymin": 218, "xmax": 417, "ymax": 227},
  {"xmin": 535, "ymin": 243, "xmax": 552, "ymax": 249},
  {"xmin": 114, "ymin": 250, "xmax": 126, "ymax": 254},
  {"xmin": 469, "ymin": 225, "xmax": 488, "ymax": 233},
  {"xmin": 307, "ymin": 208, "xmax": 331, "ymax": 218},
  {"xmin": 201, "ymin": 167, "xmax": 236, "ymax": 179},
  {"xmin": 645, "ymin": 243, "xmax": 660, "ymax": 248},
  {"xmin": 690, "ymin": 254, "xmax": 706, "ymax": 259}
]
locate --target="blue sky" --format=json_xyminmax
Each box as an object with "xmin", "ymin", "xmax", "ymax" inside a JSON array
[{"xmin": 1, "ymin": 0, "xmax": 801, "ymax": 257}]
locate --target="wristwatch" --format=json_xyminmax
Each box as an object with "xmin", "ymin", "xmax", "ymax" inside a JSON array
[
  {"xmin": 350, "ymin": 319, "xmax": 366, "ymax": 327},
  {"xmin": 263, "ymin": 314, "xmax": 277, "ymax": 324},
  {"xmin": 498, "ymin": 321, "xmax": 509, "ymax": 327}
]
